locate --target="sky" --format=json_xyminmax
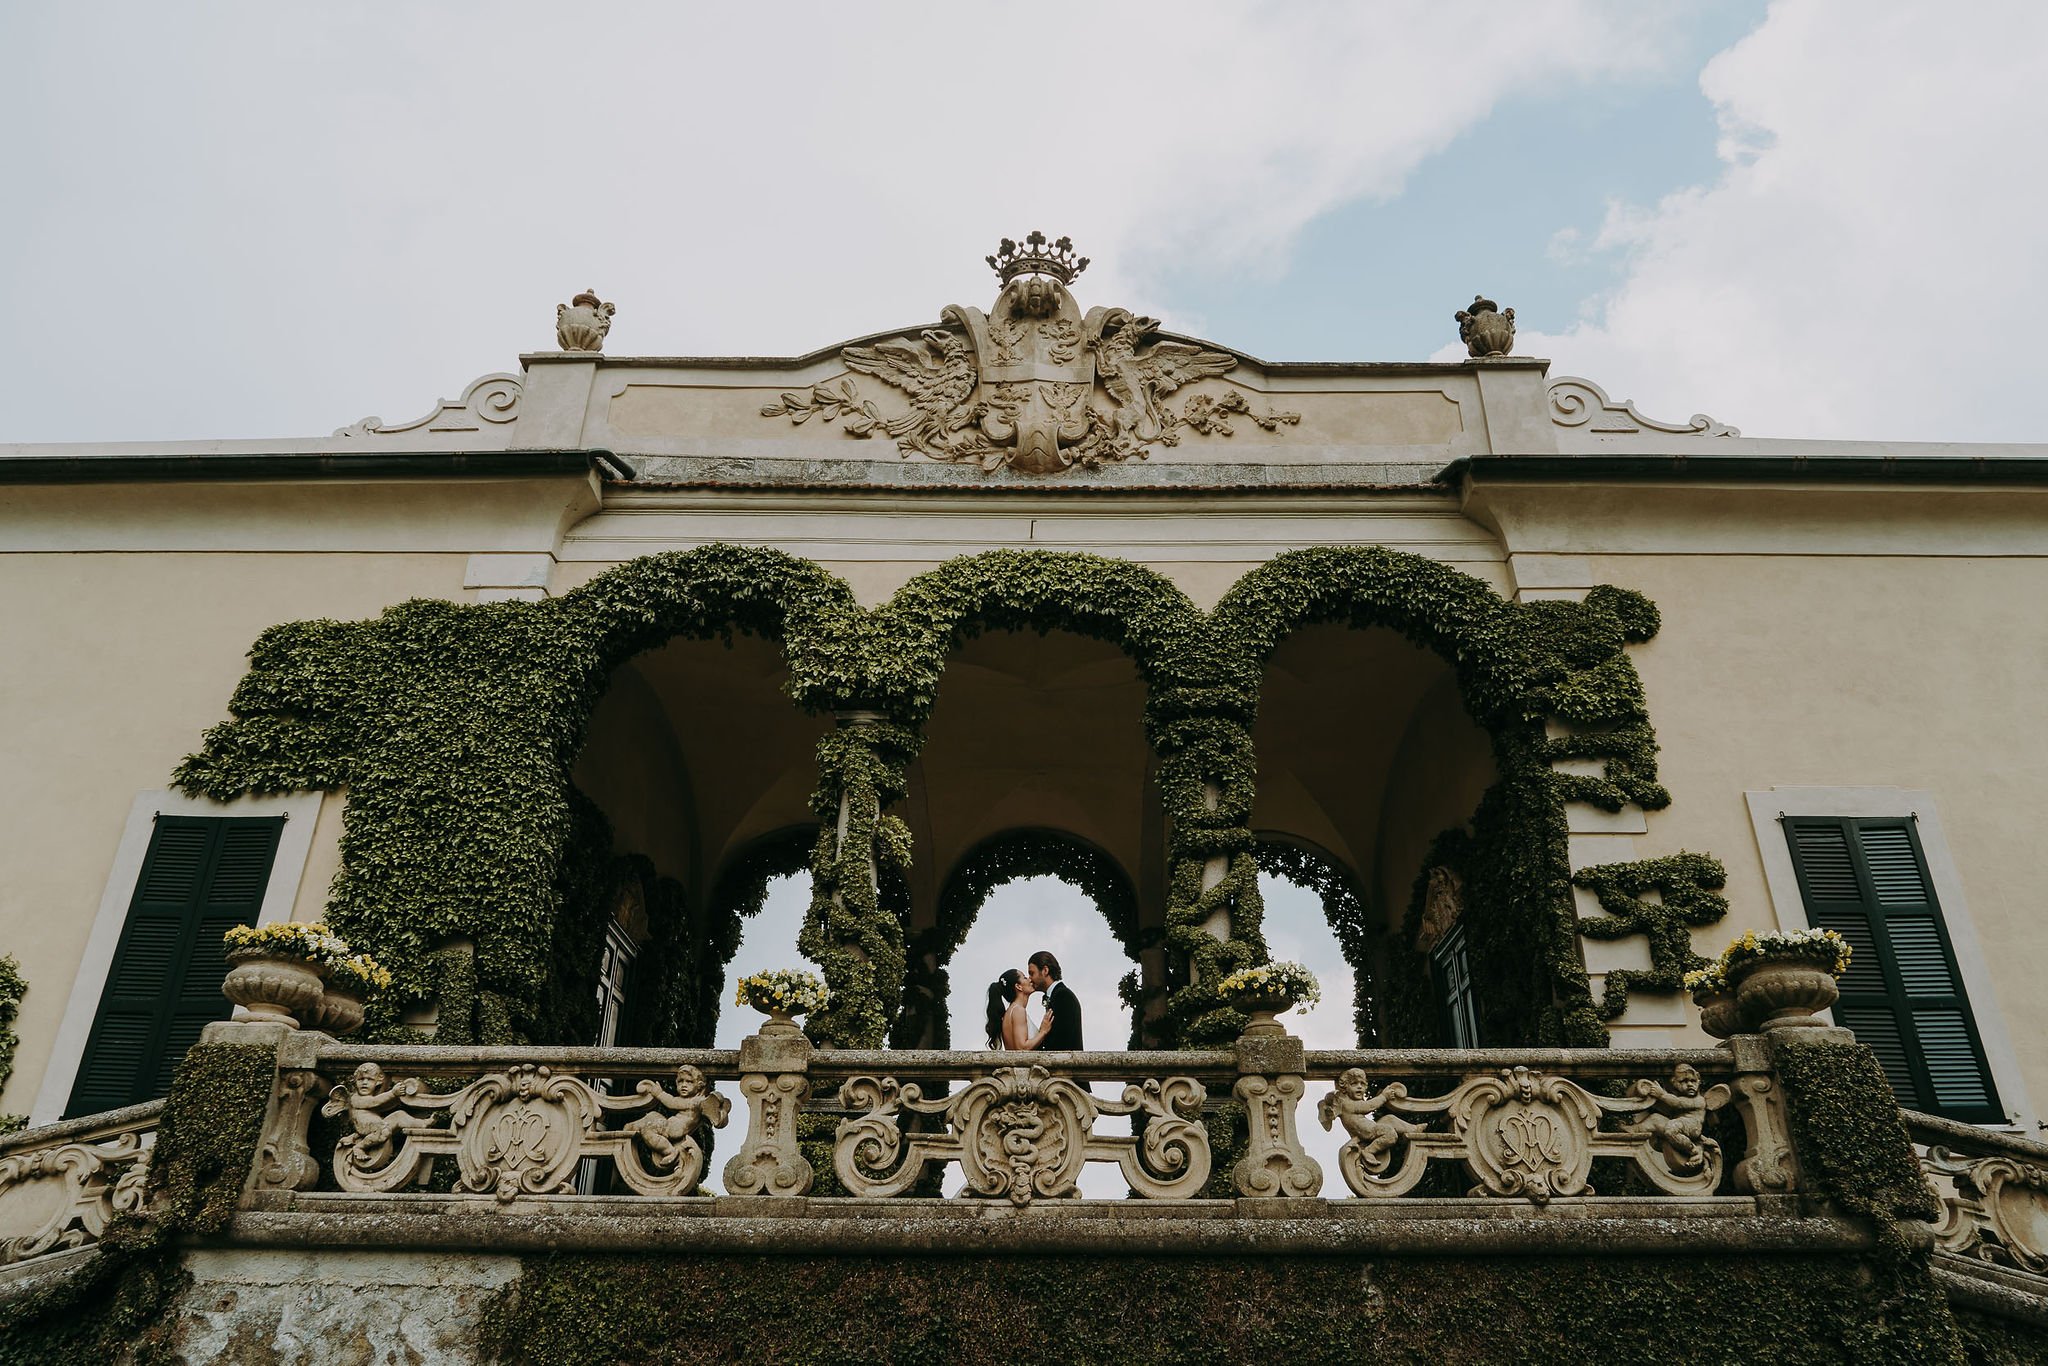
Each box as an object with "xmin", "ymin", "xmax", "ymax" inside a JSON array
[{"xmin": 4, "ymin": 1, "xmax": 2046, "ymax": 445}]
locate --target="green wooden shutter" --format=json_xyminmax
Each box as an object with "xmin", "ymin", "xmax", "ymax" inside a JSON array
[
  {"xmin": 65, "ymin": 815, "xmax": 284, "ymax": 1117},
  {"xmin": 1782, "ymin": 816, "xmax": 2002, "ymax": 1122}
]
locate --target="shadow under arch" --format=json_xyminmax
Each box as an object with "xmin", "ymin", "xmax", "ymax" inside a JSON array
[
  {"xmin": 899, "ymin": 827, "xmax": 1141, "ymax": 1048},
  {"xmin": 1213, "ymin": 547, "xmax": 1668, "ymax": 1048},
  {"xmin": 1251, "ymin": 834, "xmax": 1377, "ymax": 1046}
]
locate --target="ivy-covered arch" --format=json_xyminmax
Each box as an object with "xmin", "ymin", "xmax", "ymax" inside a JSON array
[
  {"xmin": 174, "ymin": 540, "xmax": 1723, "ymax": 1053},
  {"xmin": 895, "ymin": 828, "xmax": 1141, "ymax": 1048},
  {"xmin": 1212, "ymin": 548, "xmax": 1713, "ymax": 1047},
  {"xmin": 176, "ymin": 544, "xmax": 861, "ymax": 1041},
  {"xmin": 1251, "ymin": 837, "xmax": 1377, "ymax": 1044}
]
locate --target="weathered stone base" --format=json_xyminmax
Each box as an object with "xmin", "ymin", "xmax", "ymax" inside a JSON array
[{"xmin": 172, "ymin": 1249, "xmax": 518, "ymax": 1365}]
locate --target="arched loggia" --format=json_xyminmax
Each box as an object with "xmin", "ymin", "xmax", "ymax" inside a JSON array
[{"xmin": 897, "ymin": 828, "xmax": 1140, "ymax": 1048}]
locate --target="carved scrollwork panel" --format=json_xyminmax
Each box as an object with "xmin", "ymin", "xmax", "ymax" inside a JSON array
[
  {"xmin": 834, "ymin": 1066, "xmax": 1210, "ymax": 1204},
  {"xmin": 0, "ymin": 1129, "xmax": 153, "ymax": 1263},
  {"xmin": 1110, "ymin": 1077, "xmax": 1211, "ymax": 1200},
  {"xmin": 1924, "ymin": 1148, "xmax": 2048, "ymax": 1272},
  {"xmin": 1320, "ymin": 1065, "xmax": 1734, "ymax": 1204},
  {"xmin": 334, "ymin": 373, "xmax": 522, "ymax": 438}
]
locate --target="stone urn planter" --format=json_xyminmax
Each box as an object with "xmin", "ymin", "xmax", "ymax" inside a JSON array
[
  {"xmin": 1731, "ymin": 956, "xmax": 1841, "ymax": 1031},
  {"xmin": 303, "ymin": 982, "xmax": 367, "ymax": 1036},
  {"xmin": 736, "ymin": 971, "xmax": 827, "ymax": 1038},
  {"xmin": 1692, "ymin": 986, "xmax": 1742, "ymax": 1040},
  {"xmin": 1224, "ymin": 989, "xmax": 1299, "ymax": 1038},
  {"xmin": 222, "ymin": 948, "xmax": 326, "ymax": 1028}
]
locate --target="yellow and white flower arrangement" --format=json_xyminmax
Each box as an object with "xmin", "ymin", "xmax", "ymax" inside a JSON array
[
  {"xmin": 1694, "ymin": 927, "xmax": 1851, "ymax": 988},
  {"xmin": 1217, "ymin": 961, "xmax": 1321, "ymax": 1010},
  {"xmin": 736, "ymin": 968, "xmax": 829, "ymax": 1018},
  {"xmin": 222, "ymin": 922, "xmax": 392, "ymax": 994}
]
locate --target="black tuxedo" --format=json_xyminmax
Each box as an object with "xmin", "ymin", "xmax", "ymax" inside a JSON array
[{"xmin": 1042, "ymin": 980, "xmax": 1084, "ymax": 1050}]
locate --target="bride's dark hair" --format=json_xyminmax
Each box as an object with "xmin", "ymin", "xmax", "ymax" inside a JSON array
[{"xmin": 985, "ymin": 969, "xmax": 1022, "ymax": 1047}]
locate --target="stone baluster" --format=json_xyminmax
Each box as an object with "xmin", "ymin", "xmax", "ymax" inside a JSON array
[
  {"xmin": 722, "ymin": 1023, "xmax": 815, "ymax": 1197},
  {"xmin": 1230, "ymin": 1026, "xmax": 1323, "ymax": 1199},
  {"xmin": 1726, "ymin": 1033, "xmax": 1799, "ymax": 1198}
]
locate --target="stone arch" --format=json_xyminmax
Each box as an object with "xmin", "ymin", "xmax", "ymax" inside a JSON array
[
  {"xmin": 897, "ymin": 828, "xmax": 1141, "ymax": 1048},
  {"xmin": 1251, "ymin": 835, "xmax": 1376, "ymax": 1045},
  {"xmin": 1212, "ymin": 547, "xmax": 1667, "ymax": 1047}
]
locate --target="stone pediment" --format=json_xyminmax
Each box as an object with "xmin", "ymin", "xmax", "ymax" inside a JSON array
[{"xmin": 291, "ymin": 235, "xmax": 1753, "ymax": 487}]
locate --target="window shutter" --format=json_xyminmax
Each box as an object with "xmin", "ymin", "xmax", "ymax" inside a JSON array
[
  {"xmin": 66, "ymin": 815, "xmax": 284, "ymax": 1117},
  {"xmin": 1782, "ymin": 816, "xmax": 2001, "ymax": 1122}
]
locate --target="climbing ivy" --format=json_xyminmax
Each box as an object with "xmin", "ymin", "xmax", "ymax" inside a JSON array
[
  {"xmin": 1574, "ymin": 852, "xmax": 1730, "ymax": 1019},
  {"xmin": 0, "ymin": 954, "xmax": 24, "ymax": 1132},
  {"xmin": 175, "ymin": 544, "xmax": 1687, "ymax": 1050}
]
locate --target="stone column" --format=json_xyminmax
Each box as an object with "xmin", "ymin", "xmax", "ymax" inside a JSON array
[{"xmin": 1230, "ymin": 1026, "xmax": 1323, "ymax": 1200}]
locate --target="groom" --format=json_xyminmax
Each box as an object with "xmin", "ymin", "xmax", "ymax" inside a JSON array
[{"xmin": 1027, "ymin": 950, "xmax": 1083, "ymax": 1050}]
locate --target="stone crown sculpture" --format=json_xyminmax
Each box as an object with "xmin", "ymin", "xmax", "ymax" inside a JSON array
[{"xmin": 986, "ymin": 230, "xmax": 1089, "ymax": 286}]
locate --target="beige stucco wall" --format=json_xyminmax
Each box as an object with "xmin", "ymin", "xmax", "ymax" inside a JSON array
[
  {"xmin": 10, "ymin": 454, "xmax": 2048, "ymax": 1131},
  {"xmin": 1476, "ymin": 479, "xmax": 2048, "ymax": 1120},
  {"xmin": 0, "ymin": 472, "xmax": 597, "ymax": 1115}
]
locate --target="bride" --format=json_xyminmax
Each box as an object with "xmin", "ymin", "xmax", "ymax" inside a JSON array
[{"xmin": 985, "ymin": 967, "xmax": 1054, "ymax": 1050}]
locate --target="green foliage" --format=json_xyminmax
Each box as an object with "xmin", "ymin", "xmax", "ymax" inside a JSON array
[
  {"xmin": 1574, "ymin": 852, "xmax": 1730, "ymax": 1018},
  {"xmin": 1774, "ymin": 1036, "xmax": 1944, "ymax": 1236},
  {"xmin": 0, "ymin": 1042, "xmax": 276, "ymax": 1364},
  {"xmin": 476, "ymin": 1250, "xmax": 1973, "ymax": 1366},
  {"xmin": 175, "ymin": 543, "xmax": 1688, "ymax": 1049},
  {"xmin": 0, "ymin": 954, "xmax": 24, "ymax": 1132}
]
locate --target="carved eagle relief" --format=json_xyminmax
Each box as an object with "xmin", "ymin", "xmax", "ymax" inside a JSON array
[{"xmin": 760, "ymin": 235, "xmax": 1298, "ymax": 476}]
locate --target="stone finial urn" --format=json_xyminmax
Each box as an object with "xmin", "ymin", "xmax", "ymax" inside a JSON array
[
  {"xmin": 1731, "ymin": 957, "xmax": 1840, "ymax": 1031},
  {"xmin": 1455, "ymin": 295, "xmax": 1516, "ymax": 357},
  {"xmin": 222, "ymin": 948, "xmax": 325, "ymax": 1027},
  {"xmin": 1692, "ymin": 986, "xmax": 1741, "ymax": 1040},
  {"xmin": 555, "ymin": 289, "xmax": 615, "ymax": 352},
  {"xmin": 304, "ymin": 981, "xmax": 367, "ymax": 1036}
]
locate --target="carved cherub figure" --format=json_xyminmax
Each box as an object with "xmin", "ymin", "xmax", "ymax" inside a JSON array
[
  {"xmin": 1628, "ymin": 1063, "xmax": 1729, "ymax": 1174},
  {"xmin": 623, "ymin": 1065, "xmax": 731, "ymax": 1172},
  {"xmin": 1318, "ymin": 1068, "xmax": 1424, "ymax": 1176},
  {"xmin": 320, "ymin": 1062, "xmax": 430, "ymax": 1170}
]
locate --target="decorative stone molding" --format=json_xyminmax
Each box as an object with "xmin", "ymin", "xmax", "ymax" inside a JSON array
[
  {"xmin": 0, "ymin": 1108, "xmax": 155, "ymax": 1263},
  {"xmin": 1908, "ymin": 1109, "xmax": 2048, "ymax": 1277},
  {"xmin": 334, "ymin": 373, "xmax": 523, "ymax": 438},
  {"xmin": 1546, "ymin": 375, "xmax": 1738, "ymax": 438},
  {"xmin": 834, "ymin": 1064, "xmax": 1210, "ymax": 1203},
  {"xmin": 759, "ymin": 235, "xmax": 1297, "ymax": 477},
  {"xmin": 317, "ymin": 1061, "xmax": 729, "ymax": 1200},
  {"xmin": 1318, "ymin": 1062, "xmax": 1732, "ymax": 1202}
]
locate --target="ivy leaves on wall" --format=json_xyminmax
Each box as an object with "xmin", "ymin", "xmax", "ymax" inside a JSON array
[{"xmin": 175, "ymin": 542, "xmax": 1692, "ymax": 1051}]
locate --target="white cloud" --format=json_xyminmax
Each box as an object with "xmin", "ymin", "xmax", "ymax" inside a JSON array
[
  {"xmin": 1516, "ymin": 0, "xmax": 2048, "ymax": 442},
  {"xmin": 0, "ymin": 2, "xmax": 1679, "ymax": 441}
]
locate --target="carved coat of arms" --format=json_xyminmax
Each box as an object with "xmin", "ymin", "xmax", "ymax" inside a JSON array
[{"xmin": 763, "ymin": 232, "xmax": 1298, "ymax": 475}]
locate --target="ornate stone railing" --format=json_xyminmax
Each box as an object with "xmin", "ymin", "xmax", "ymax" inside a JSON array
[
  {"xmin": 243, "ymin": 1024, "xmax": 1797, "ymax": 1212},
  {"xmin": 1908, "ymin": 1108, "xmax": 2048, "ymax": 1279},
  {"xmin": 0, "ymin": 1100, "xmax": 159, "ymax": 1264}
]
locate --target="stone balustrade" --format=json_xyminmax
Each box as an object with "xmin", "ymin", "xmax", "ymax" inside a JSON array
[
  {"xmin": 235, "ymin": 1024, "xmax": 1798, "ymax": 1216},
  {"xmin": 1908, "ymin": 1108, "xmax": 2048, "ymax": 1281},
  {"xmin": 0, "ymin": 1100, "xmax": 159, "ymax": 1264}
]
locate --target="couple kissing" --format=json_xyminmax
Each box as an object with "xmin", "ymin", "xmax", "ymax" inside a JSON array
[{"xmin": 983, "ymin": 950, "xmax": 1083, "ymax": 1051}]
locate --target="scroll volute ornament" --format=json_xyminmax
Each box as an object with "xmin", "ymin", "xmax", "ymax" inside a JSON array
[{"xmin": 1455, "ymin": 295, "xmax": 1515, "ymax": 357}]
